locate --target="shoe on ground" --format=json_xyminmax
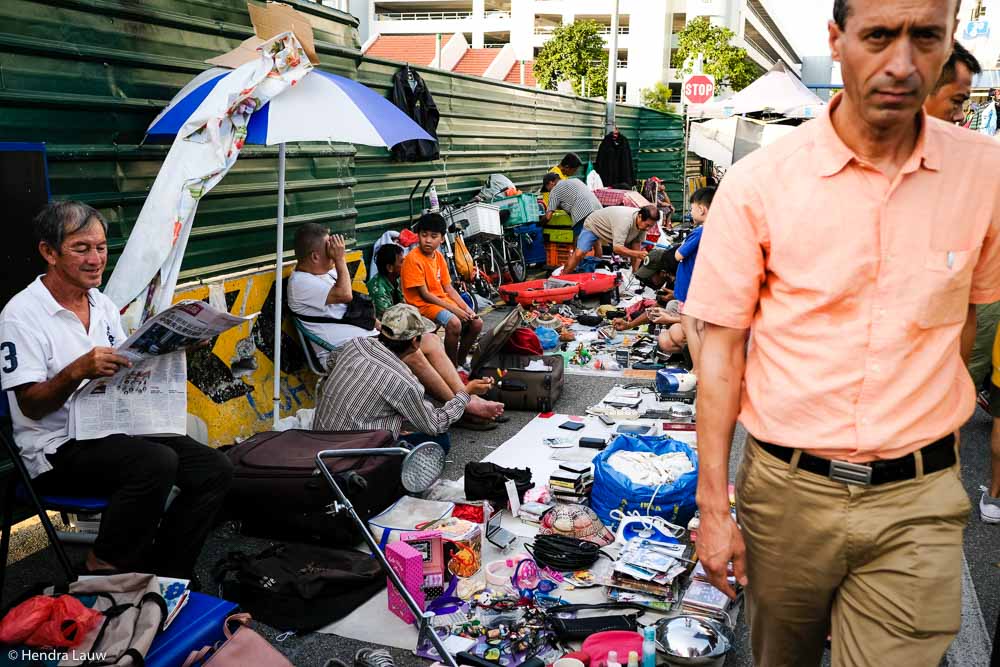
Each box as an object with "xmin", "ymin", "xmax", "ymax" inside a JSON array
[
  {"xmin": 979, "ymin": 486, "xmax": 1000, "ymax": 524},
  {"xmin": 355, "ymin": 648, "xmax": 396, "ymax": 667},
  {"xmin": 977, "ymin": 389, "xmax": 991, "ymax": 413}
]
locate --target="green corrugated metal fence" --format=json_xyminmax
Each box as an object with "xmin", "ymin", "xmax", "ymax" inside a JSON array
[
  {"xmin": 0, "ymin": 0, "xmax": 684, "ymax": 281},
  {"xmin": 637, "ymin": 107, "xmax": 686, "ymax": 220}
]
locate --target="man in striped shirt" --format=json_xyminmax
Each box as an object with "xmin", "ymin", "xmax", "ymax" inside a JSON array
[
  {"xmin": 313, "ymin": 304, "xmax": 495, "ymax": 451},
  {"xmin": 541, "ymin": 173, "xmax": 602, "ymax": 227}
]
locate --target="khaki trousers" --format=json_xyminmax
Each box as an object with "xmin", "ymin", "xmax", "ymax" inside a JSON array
[{"xmin": 736, "ymin": 436, "xmax": 970, "ymax": 667}]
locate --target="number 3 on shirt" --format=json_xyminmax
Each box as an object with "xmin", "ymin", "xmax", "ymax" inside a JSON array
[{"xmin": 0, "ymin": 342, "xmax": 17, "ymax": 373}]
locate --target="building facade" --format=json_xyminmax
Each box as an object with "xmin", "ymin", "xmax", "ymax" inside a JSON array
[{"xmin": 355, "ymin": 0, "xmax": 801, "ymax": 105}]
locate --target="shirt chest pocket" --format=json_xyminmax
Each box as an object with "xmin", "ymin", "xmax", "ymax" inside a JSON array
[{"xmin": 918, "ymin": 247, "xmax": 979, "ymax": 328}]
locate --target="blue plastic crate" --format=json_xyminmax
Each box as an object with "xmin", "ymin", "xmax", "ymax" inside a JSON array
[{"xmin": 512, "ymin": 223, "xmax": 546, "ymax": 266}]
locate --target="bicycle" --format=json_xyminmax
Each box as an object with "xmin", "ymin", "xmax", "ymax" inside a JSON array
[
  {"xmin": 407, "ymin": 182, "xmax": 531, "ymax": 301},
  {"xmin": 464, "ymin": 225, "xmax": 527, "ymax": 294}
]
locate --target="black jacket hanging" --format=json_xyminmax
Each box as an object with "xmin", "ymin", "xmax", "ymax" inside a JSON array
[
  {"xmin": 389, "ymin": 65, "xmax": 440, "ymax": 162},
  {"xmin": 595, "ymin": 131, "xmax": 634, "ymax": 188}
]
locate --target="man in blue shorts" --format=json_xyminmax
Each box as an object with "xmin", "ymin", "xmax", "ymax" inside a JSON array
[{"xmin": 562, "ymin": 205, "xmax": 659, "ymax": 274}]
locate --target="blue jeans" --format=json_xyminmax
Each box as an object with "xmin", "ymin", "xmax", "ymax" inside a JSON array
[{"xmin": 399, "ymin": 431, "xmax": 451, "ymax": 454}]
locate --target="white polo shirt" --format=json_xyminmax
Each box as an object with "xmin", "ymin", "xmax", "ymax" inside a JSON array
[
  {"xmin": 0, "ymin": 276, "xmax": 126, "ymax": 478},
  {"xmin": 286, "ymin": 269, "xmax": 377, "ymax": 367}
]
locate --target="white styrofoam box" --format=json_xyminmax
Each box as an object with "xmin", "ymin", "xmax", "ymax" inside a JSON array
[{"xmin": 453, "ymin": 203, "xmax": 502, "ymax": 240}]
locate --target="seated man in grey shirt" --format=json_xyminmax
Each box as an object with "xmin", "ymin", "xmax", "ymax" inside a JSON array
[{"xmin": 313, "ymin": 304, "xmax": 494, "ymax": 452}]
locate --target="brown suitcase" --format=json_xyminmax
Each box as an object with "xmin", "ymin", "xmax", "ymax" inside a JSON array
[
  {"xmin": 226, "ymin": 429, "xmax": 403, "ymax": 546},
  {"xmin": 470, "ymin": 307, "xmax": 565, "ymax": 411}
]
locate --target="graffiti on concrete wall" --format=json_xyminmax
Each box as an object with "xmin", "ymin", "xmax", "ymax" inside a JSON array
[{"xmin": 177, "ymin": 251, "xmax": 367, "ymax": 446}]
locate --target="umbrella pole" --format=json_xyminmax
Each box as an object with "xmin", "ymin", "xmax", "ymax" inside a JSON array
[{"xmin": 273, "ymin": 142, "xmax": 287, "ymax": 429}]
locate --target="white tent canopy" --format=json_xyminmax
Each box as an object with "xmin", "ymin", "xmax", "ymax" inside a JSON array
[
  {"xmin": 688, "ymin": 116, "xmax": 797, "ymax": 168},
  {"xmin": 688, "ymin": 61, "xmax": 826, "ymax": 120}
]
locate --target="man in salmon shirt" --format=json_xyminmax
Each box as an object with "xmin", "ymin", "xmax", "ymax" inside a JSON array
[
  {"xmin": 402, "ymin": 213, "xmax": 482, "ymax": 367},
  {"xmin": 687, "ymin": 1, "xmax": 1000, "ymax": 665}
]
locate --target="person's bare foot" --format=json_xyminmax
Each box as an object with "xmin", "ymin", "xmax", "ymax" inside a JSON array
[
  {"xmin": 85, "ymin": 550, "xmax": 119, "ymax": 574},
  {"xmin": 467, "ymin": 395, "xmax": 504, "ymax": 419}
]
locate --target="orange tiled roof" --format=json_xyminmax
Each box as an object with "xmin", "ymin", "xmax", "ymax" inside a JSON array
[
  {"xmin": 453, "ymin": 48, "xmax": 499, "ymax": 76},
  {"xmin": 364, "ymin": 34, "xmax": 452, "ymax": 65},
  {"xmin": 505, "ymin": 60, "xmax": 536, "ymax": 87}
]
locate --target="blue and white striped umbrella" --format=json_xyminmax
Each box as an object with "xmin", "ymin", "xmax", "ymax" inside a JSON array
[
  {"xmin": 147, "ymin": 66, "xmax": 434, "ymax": 147},
  {"xmin": 145, "ymin": 64, "xmax": 434, "ymax": 428}
]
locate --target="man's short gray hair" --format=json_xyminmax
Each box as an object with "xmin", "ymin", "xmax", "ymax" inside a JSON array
[{"xmin": 33, "ymin": 201, "xmax": 108, "ymax": 252}]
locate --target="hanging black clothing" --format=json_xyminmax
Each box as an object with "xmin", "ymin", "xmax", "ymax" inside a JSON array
[
  {"xmin": 389, "ymin": 65, "xmax": 440, "ymax": 162},
  {"xmin": 595, "ymin": 132, "xmax": 634, "ymax": 188}
]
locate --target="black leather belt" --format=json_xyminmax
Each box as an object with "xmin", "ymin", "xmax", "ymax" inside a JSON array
[{"xmin": 755, "ymin": 434, "xmax": 956, "ymax": 486}]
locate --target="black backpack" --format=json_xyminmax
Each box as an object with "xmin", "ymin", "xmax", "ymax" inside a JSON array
[
  {"xmin": 214, "ymin": 543, "xmax": 385, "ymax": 632},
  {"xmin": 464, "ymin": 462, "xmax": 533, "ymax": 503}
]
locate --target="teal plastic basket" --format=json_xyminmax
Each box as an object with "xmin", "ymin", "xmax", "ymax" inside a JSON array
[{"xmin": 494, "ymin": 193, "xmax": 541, "ymax": 226}]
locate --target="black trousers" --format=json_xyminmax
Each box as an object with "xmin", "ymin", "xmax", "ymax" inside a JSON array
[{"xmin": 34, "ymin": 434, "xmax": 233, "ymax": 578}]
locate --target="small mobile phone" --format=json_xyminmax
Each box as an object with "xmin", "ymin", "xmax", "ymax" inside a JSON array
[
  {"xmin": 579, "ymin": 436, "xmax": 608, "ymax": 450},
  {"xmin": 616, "ymin": 424, "xmax": 652, "ymax": 435},
  {"xmin": 558, "ymin": 421, "xmax": 586, "ymax": 431},
  {"xmin": 598, "ymin": 414, "xmax": 616, "ymax": 426}
]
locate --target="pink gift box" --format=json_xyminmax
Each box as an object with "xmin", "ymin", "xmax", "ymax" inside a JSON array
[{"xmin": 385, "ymin": 540, "xmax": 426, "ymax": 624}]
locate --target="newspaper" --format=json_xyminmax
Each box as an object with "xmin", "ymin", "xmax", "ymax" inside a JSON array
[{"xmin": 69, "ymin": 300, "xmax": 256, "ymax": 441}]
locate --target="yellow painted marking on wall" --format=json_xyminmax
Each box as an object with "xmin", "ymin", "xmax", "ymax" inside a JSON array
[{"xmin": 177, "ymin": 251, "xmax": 367, "ymax": 446}]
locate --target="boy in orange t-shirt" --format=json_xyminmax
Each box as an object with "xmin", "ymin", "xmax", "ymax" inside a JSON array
[{"xmin": 401, "ymin": 213, "xmax": 482, "ymax": 366}]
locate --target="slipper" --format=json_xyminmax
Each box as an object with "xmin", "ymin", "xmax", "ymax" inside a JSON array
[
  {"xmin": 456, "ymin": 415, "xmax": 499, "ymax": 431},
  {"xmin": 492, "ymin": 414, "xmax": 510, "ymax": 424}
]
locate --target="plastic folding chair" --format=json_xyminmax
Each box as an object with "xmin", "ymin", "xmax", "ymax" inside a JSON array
[
  {"xmin": 0, "ymin": 392, "xmax": 109, "ymax": 596},
  {"xmin": 293, "ymin": 317, "xmax": 335, "ymax": 377}
]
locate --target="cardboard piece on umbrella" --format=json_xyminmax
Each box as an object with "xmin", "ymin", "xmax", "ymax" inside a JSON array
[{"xmin": 206, "ymin": 1, "xmax": 320, "ymax": 68}]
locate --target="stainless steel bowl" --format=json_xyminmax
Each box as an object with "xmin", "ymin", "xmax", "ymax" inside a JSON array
[{"xmin": 654, "ymin": 615, "xmax": 732, "ymax": 665}]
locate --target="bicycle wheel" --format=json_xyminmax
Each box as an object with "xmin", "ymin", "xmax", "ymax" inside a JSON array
[
  {"xmin": 505, "ymin": 236, "xmax": 526, "ymax": 283},
  {"xmin": 470, "ymin": 244, "xmax": 501, "ymax": 298}
]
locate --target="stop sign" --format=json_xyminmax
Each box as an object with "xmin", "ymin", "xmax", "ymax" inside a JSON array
[{"xmin": 683, "ymin": 74, "xmax": 716, "ymax": 105}]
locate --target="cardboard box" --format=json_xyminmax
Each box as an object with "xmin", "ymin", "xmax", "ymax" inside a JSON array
[{"xmin": 207, "ymin": 1, "xmax": 320, "ymax": 68}]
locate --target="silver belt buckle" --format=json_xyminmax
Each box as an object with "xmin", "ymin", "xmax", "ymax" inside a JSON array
[{"xmin": 829, "ymin": 460, "xmax": 873, "ymax": 486}]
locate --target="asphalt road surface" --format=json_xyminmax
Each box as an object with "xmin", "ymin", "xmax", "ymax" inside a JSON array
[{"xmin": 3, "ymin": 312, "xmax": 996, "ymax": 666}]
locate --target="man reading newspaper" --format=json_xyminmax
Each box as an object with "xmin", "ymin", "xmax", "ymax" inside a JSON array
[{"xmin": 0, "ymin": 202, "xmax": 232, "ymax": 580}]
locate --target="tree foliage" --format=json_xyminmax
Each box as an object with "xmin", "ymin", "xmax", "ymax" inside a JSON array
[
  {"xmin": 672, "ymin": 16, "xmax": 758, "ymax": 92},
  {"xmin": 534, "ymin": 20, "xmax": 608, "ymax": 98},
  {"xmin": 641, "ymin": 83, "xmax": 677, "ymax": 114}
]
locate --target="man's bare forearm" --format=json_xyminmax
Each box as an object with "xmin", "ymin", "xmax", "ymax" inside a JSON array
[
  {"xmin": 326, "ymin": 256, "xmax": 353, "ymax": 304},
  {"xmin": 16, "ymin": 366, "xmax": 81, "ymax": 420},
  {"xmin": 695, "ymin": 324, "xmax": 748, "ymax": 516},
  {"xmin": 613, "ymin": 244, "xmax": 642, "ymax": 259}
]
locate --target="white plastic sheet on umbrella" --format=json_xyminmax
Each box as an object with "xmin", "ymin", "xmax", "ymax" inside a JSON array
[{"xmin": 105, "ymin": 32, "xmax": 313, "ymax": 325}]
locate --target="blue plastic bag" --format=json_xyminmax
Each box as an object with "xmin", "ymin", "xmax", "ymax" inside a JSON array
[
  {"xmin": 590, "ymin": 434, "xmax": 699, "ymax": 528},
  {"xmin": 534, "ymin": 326, "xmax": 559, "ymax": 350}
]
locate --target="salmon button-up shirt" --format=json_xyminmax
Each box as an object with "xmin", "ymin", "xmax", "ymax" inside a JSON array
[{"xmin": 684, "ymin": 94, "xmax": 1000, "ymax": 462}]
